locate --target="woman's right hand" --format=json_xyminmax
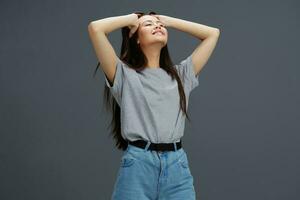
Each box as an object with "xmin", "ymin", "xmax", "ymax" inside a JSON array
[{"xmin": 127, "ymin": 12, "xmax": 143, "ymax": 38}]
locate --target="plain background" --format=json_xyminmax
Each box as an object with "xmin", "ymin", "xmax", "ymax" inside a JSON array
[{"xmin": 1, "ymin": 0, "xmax": 299, "ymax": 199}]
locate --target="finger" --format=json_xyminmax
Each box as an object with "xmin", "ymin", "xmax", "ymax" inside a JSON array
[
  {"xmin": 129, "ymin": 29, "xmax": 136, "ymax": 38},
  {"xmin": 129, "ymin": 31, "xmax": 132, "ymax": 38},
  {"xmin": 153, "ymin": 14, "xmax": 159, "ymax": 19},
  {"xmin": 130, "ymin": 29, "xmax": 137, "ymax": 37}
]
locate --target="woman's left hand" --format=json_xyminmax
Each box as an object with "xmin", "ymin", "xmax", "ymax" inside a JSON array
[{"xmin": 152, "ymin": 14, "xmax": 172, "ymax": 27}]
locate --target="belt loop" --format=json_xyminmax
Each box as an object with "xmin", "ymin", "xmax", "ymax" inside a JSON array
[
  {"xmin": 144, "ymin": 141, "xmax": 151, "ymax": 152},
  {"xmin": 173, "ymin": 142, "xmax": 177, "ymax": 151}
]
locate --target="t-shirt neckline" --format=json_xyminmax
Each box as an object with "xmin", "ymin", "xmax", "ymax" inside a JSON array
[{"xmin": 143, "ymin": 67, "xmax": 163, "ymax": 71}]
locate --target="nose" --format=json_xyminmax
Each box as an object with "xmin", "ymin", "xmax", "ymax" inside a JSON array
[
  {"xmin": 155, "ymin": 23, "xmax": 161, "ymax": 28},
  {"xmin": 154, "ymin": 24, "xmax": 162, "ymax": 31}
]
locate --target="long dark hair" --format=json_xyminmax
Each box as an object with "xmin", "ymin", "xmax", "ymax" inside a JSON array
[{"xmin": 93, "ymin": 11, "xmax": 192, "ymax": 151}]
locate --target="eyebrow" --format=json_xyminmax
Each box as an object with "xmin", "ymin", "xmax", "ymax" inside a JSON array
[{"xmin": 142, "ymin": 20, "xmax": 163, "ymax": 24}]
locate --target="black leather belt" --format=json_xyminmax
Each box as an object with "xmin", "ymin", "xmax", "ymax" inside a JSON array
[{"xmin": 128, "ymin": 139, "xmax": 182, "ymax": 152}]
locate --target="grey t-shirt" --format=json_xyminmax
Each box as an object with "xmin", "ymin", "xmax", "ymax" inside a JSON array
[{"xmin": 104, "ymin": 54, "xmax": 199, "ymax": 143}]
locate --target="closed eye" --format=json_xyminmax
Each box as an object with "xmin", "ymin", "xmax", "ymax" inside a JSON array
[{"xmin": 145, "ymin": 23, "xmax": 165, "ymax": 27}]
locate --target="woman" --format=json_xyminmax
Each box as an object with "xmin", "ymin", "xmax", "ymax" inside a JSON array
[{"xmin": 88, "ymin": 11, "xmax": 220, "ymax": 200}]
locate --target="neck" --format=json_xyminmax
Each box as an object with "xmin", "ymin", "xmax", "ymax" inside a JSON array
[{"xmin": 140, "ymin": 43, "xmax": 162, "ymax": 68}]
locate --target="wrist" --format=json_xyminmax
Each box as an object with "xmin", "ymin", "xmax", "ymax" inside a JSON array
[
  {"xmin": 126, "ymin": 13, "xmax": 138, "ymax": 26},
  {"xmin": 165, "ymin": 16, "xmax": 176, "ymax": 28}
]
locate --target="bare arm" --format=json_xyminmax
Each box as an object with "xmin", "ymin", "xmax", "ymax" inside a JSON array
[
  {"xmin": 156, "ymin": 15, "xmax": 220, "ymax": 76},
  {"xmin": 87, "ymin": 14, "xmax": 136, "ymax": 86}
]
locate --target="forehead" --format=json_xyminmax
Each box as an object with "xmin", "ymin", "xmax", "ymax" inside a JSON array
[{"xmin": 139, "ymin": 15, "xmax": 161, "ymax": 24}]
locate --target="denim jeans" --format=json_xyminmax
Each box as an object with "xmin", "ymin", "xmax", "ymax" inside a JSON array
[{"xmin": 111, "ymin": 141, "xmax": 196, "ymax": 200}]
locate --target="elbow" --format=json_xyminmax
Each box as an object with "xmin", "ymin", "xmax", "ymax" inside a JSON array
[
  {"xmin": 210, "ymin": 28, "xmax": 220, "ymax": 38},
  {"xmin": 88, "ymin": 21, "xmax": 107, "ymax": 35},
  {"xmin": 88, "ymin": 22, "xmax": 96, "ymax": 33}
]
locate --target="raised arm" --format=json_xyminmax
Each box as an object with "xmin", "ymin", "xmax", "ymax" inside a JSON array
[
  {"xmin": 87, "ymin": 14, "xmax": 136, "ymax": 86},
  {"xmin": 154, "ymin": 15, "xmax": 220, "ymax": 76}
]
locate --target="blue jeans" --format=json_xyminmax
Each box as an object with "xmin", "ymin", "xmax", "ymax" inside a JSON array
[{"xmin": 111, "ymin": 141, "xmax": 196, "ymax": 200}]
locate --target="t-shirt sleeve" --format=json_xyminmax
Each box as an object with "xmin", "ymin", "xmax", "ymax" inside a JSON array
[
  {"xmin": 104, "ymin": 56, "xmax": 127, "ymax": 105},
  {"xmin": 174, "ymin": 54, "xmax": 200, "ymax": 92}
]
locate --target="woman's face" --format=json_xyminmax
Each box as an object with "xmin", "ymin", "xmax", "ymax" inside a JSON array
[{"xmin": 137, "ymin": 15, "xmax": 168, "ymax": 47}]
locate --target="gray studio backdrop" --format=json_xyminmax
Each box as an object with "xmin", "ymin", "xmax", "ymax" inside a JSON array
[{"xmin": 1, "ymin": 0, "xmax": 299, "ymax": 200}]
